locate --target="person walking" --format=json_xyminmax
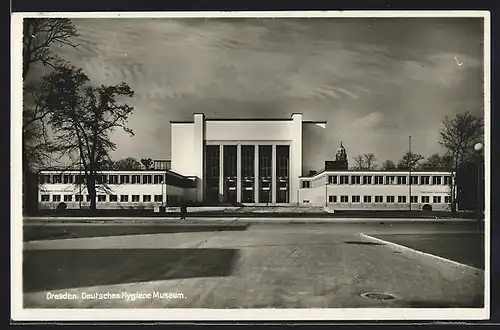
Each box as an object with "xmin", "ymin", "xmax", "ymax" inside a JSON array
[{"xmin": 180, "ymin": 198, "xmax": 187, "ymax": 220}]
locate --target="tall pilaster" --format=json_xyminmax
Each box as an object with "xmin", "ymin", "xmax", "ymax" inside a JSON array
[
  {"xmin": 193, "ymin": 113, "xmax": 204, "ymax": 202},
  {"xmin": 219, "ymin": 144, "xmax": 224, "ymax": 203},
  {"xmin": 272, "ymin": 144, "xmax": 277, "ymax": 204},
  {"xmin": 254, "ymin": 144, "xmax": 259, "ymax": 203},
  {"xmin": 236, "ymin": 143, "xmax": 242, "ymax": 203}
]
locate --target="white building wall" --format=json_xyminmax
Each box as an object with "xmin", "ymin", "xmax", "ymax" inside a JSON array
[
  {"xmin": 298, "ymin": 172, "xmax": 453, "ymax": 211},
  {"xmin": 204, "ymin": 121, "xmax": 295, "ymax": 141},
  {"xmin": 302, "ymin": 122, "xmax": 328, "ymax": 175},
  {"xmin": 193, "ymin": 114, "xmax": 205, "ymax": 201},
  {"xmin": 171, "ymin": 123, "xmax": 195, "ymax": 175},
  {"xmin": 38, "ymin": 183, "xmax": 182, "ymax": 211}
]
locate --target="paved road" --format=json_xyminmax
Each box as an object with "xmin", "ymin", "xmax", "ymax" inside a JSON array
[{"xmin": 22, "ymin": 221, "xmax": 485, "ymax": 309}]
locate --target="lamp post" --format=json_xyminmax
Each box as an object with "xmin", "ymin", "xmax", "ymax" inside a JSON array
[{"xmin": 474, "ymin": 142, "xmax": 483, "ymax": 221}]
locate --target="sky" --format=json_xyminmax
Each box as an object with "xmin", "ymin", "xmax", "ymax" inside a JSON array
[{"xmin": 36, "ymin": 16, "xmax": 485, "ymax": 166}]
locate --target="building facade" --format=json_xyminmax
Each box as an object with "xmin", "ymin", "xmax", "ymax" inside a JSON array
[{"xmin": 170, "ymin": 113, "xmax": 327, "ymax": 205}]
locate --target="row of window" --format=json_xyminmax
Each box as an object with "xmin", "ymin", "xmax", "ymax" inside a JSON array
[
  {"xmin": 327, "ymin": 195, "xmax": 450, "ymax": 204},
  {"xmin": 41, "ymin": 194, "xmax": 166, "ymax": 203},
  {"xmin": 302, "ymin": 175, "xmax": 451, "ymax": 188},
  {"xmin": 40, "ymin": 174, "xmax": 165, "ymax": 185}
]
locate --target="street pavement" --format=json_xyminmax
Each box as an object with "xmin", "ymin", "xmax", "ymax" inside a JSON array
[{"xmin": 22, "ymin": 221, "xmax": 485, "ymax": 309}]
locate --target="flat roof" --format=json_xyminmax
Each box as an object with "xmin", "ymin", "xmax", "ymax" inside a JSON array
[
  {"xmin": 39, "ymin": 168, "xmax": 192, "ymax": 180},
  {"xmin": 300, "ymin": 169, "xmax": 454, "ymax": 179},
  {"xmin": 170, "ymin": 119, "xmax": 328, "ymax": 124}
]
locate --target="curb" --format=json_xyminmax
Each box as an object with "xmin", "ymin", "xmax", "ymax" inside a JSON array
[{"xmin": 23, "ymin": 217, "xmax": 478, "ymax": 225}]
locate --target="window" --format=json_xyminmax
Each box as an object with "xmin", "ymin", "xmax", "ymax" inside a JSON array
[
  {"xmin": 411, "ymin": 176, "xmax": 418, "ymax": 185},
  {"xmin": 52, "ymin": 195, "xmax": 61, "ymax": 202},
  {"xmin": 386, "ymin": 176, "xmax": 395, "ymax": 185},
  {"xmin": 328, "ymin": 195, "xmax": 337, "ymax": 203},
  {"xmin": 433, "ymin": 196, "xmax": 442, "ymax": 203},
  {"xmin": 143, "ymin": 175, "xmax": 152, "ymax": 184},
  {"xmin": 410, "ymin": 196, "xmax": 418, "ymax": 203},
  {"xmin": 154, "ymin": 195, "xmax": 163, "ymax": 202},
  {"xmin": 339, "ymin": 175, "xmax": 349, "ymax": 184},
  {"xmin": 75, "ymin": 194, "xmax": 83, "ymax": 201},
  {"xmin": 444, "ymin": 176, "xmax": 452, "ymax": 185},
  {"xmin": 328, "ymin": 175, "xmax": 337, "ymax": 184},
  {"xmin": 154, "ymin": 174, "xmax": 164, "ymax": 184},
  {"xmin": 420, "ymin": 176, "xmax": 430, "ymax": 185},
  {"xmin": 374, "ymin": 176, "xmax": 384, "ymax": 185},
  {"xmin": 120, "ymin": 175, "xmax": 130, "ymax": 184},
  {"xmin": 352, "ymin": 195, "xmax": 360, "ymax": 203},
  {"xmin": 63, "ymin": 175, "xmax": 74, "ymax": 184},
  {"xmin": 41, "ymin": 174, "xmax": 51, "ymax": 184},
  {"xmin": 143, "ymin": 195, "xmax": 151, "ymax": 202},
  {"xmin": 98, "ymin": 195, "xmax": 106, "ymax": 202},
  {"xmin": 53, "ymin": 175, "xmax": 62, "ymax": 184},
  {"xmin": 41, "ymin": 194, "xmax": 50, "ymax": 202},
  {"xmin": 363, "ymin": 176, "xmax": 372, "ymax": 185},
  {"xmin": 397, "ymin": 176, "xmax": 407, "ymax": 185},
  {"xmin": 432, "ymin": 176, "xmax": 442, "ymax": 185},
  {"xmin": 351, "ymin": 176, "xmax": 361, "ymax": 184},
  {"xmin": 132, "ymin": 175, "xmax": 141, "ymax": 184},
  {"xmin": 302, "ymin": 181, "xmax": 311, "ymax": 188},
  {"xmin": 110, "ymin": 195, "xmax": 118, "ymax": 202},
  {"xmin": 444, "ymin": 196, "xmax": 451, "ymax": 203},
  {"xmin": 64, "ymin": 195, "xmax": 72, "ymax": 202},
  {"xmin": 120, "ymin": 195, "xmax": 129, "ymax": 202},
  {"xmin": 386, "ymin": 196, "xmax": 395, "ymax": 203},
  {"xmin": 109, "ymin": 175, "xmax": 118, "ymax": 184},
  {"xmin": 75, "ymin": 175, "xmax": 85, "ymax": 184},
  {"xmin": 340, "ymin": 195, "xmax": 348, "ymax": 203},
  {"xmin": 421, "ymin": 196, "xmax": 430, "ymax": 203},
  {"xmin": 398, "ymin": 196, "xmax": 407, "ymax": 203},
  {"xmin": 86, "ymin": 195, "xmax": 91, "ymax": 202},
  {"xmin": 132, "ymin": 195, "xmax": 140, "ymax": 202},
  {"xmin": 363, "ymin": 196, "xmax": 372, "ymax": 203},
  {"xmin": 96, "ymin": 175, "xmax": 107, "ymax": 184},
  {"xmin": 375, "ymin": 196, "xmax": 383, "ymax": 203}
]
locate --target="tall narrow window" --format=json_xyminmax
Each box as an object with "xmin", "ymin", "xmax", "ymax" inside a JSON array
[
  {"xmin": 224, "ymin": 145, "xmax": 238, "ymax": 203},
  {"xmin": 205, "ymin": 145, "xmax": 220, "ymax": 203},
  {"xmin": 241, "ymin": 145, "xmax": 255, "ymax": 203},
  {"xmin": 258, "ymin": 145, "xmax": 272, "ymax": 203},
  {"xmin": 276, "ymin": 145, "xmax": 289, "ymax": 203}
]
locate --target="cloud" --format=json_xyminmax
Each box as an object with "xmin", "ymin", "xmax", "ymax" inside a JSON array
[{"xmin": 39, "ymin": 17, "xmax": 484, "ymax": 163}]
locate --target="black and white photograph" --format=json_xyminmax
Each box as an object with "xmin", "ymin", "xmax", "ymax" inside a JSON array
[{"xmin": 11, "ymin": 11, "xmax": 490, "ymax": 321}]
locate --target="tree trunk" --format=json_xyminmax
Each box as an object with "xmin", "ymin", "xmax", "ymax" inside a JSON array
[
  {"xmin": 87, "ymin": 175, "xmax": 97, "ymax": 213},
  {"xmin": 22, "ymin": 144, "xmax": 36, "ymax": 216}
]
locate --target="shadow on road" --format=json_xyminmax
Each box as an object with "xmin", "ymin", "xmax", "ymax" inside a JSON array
[
  {"xmin": 402, "ymin": 296, "xmax": 484, "ymax": 308},
  {"xmin": 23, "ymin": 224, "xmax": 249, "ymax": 242},
  {"xmin": 23, "ymin": 248, "xmax": 239, "ymax": 292}
]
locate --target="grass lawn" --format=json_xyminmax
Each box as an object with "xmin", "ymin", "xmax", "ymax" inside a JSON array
[{"xmin": 368, "ymin": 232, "xmax": 485, "ymax": 270}]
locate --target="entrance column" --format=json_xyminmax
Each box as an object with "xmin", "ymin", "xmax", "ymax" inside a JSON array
[
  {"xmin": 272, "ymin": 144, "xmax": 277, "ymax": 204},
  {"xmin": 254, "ymin": 144, "xmax": 259, "ymax": 203},
  {"xmin": 236, "ymin": 143, "xmax": 242, "ymax": 203},
  {"xmin": 219, "ymin": 145, "xmax": 224, "ymax": 203}
]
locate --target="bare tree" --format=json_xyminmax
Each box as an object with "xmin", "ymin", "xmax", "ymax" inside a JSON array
[
  {"xmin": 352, "ymin": 155, "xmax": 365, "ymax": 170},
  {"xmin": 397, "ymin": 151, "xmax": 424, "ymax": 170},
  {"xmin": 22, "ymin": 18, "xmax": 79, "ymax": 214},
  {"xmin": 352, "ymin": 153, "xmax": 378, "ymax": 170},
  {"xmin": 381, "ymin": 160, "xmax": 397, "ymax": 170},
  {"xmin": 43, "ymin": 65, "xmax": 135, "ymax": 212},
  {"xmin": 23, "ymin": 18, "xmax": 79, "ymax": 79},
  {"xmin": 114, "ymin": 157, "xmax": 143, "ymax": 170},
  {"xmin": 439, "ymin": 111, "xmax": 484, "ymax": 212},
  {"xmin": 363, "ymin": 153, "xmax": 377, "ymax": 170}
]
